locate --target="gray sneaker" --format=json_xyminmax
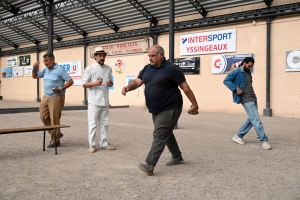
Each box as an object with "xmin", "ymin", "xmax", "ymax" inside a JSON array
[
  {"xmin": 232, "ymin": 134, "xmax": 245, "ymax": 145},
  {"xmin": 262, "ymin": 142, "xmax": 271, "ymax": 150},
  {"xmin": 138, "ymin": 163, "xmax": 154, "ymax": 176},
  {"xmin": 166, "ymin": 156, "xmax": 184, "ymax": 166}
]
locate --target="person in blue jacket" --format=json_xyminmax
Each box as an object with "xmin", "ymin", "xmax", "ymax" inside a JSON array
[{"xmin": 223, "ymin": 57, "xmax": 271, "ymax": 150}]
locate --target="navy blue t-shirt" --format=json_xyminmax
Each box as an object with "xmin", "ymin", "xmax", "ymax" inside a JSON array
[{"xmin": 138, "ymin": 59, "xmax": 186, "ymax": 114}]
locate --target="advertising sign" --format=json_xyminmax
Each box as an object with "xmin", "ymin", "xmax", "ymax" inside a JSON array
[
  {"xmin": 2, "ymin": 67, "xmax": 12, "ymax": 78},
  {"xmin": 89, "ymin": 39, "xmax": 148, "ymax": 58},
  {"xmin": 126, "ymin": 75, "xmax": 136, "ymax": 86},
  {"xmin": 115, "ymin": 59, "xmax": 125, "ymax": 74},
  {"xmin": 7, "ymin": 56, "xmax": 18, "ymax": 67},
  {"xmin": 58, "ymin": 61, "xmax": 82, "ymax": 86},
  {"xmin": 174, "ymin": 57, "xmax": 200, "ymax": 75},
  {"xmin": 24, "ymin": 66, "xmax": 33, "ymax": 77},
  {"xmin": 212, "ymin": 53, "xmax": 254, "ymax": 74},
  {"xmin": 286, "ymin": 50, "xmax": 300, "ymax": 71},
  {"xmin": 12, "ymin": 67, "xmax": 24, "ymax": 77},
  {"xmin": 109, "ymin": 76, "xmax": 114, "ymax": 90},
  {"xmin": 19, "ymin": 55, "xmax": 31, "ymax": 66},
  {"xmin": 180, "ymin": 29, "xmax": 236, "ymax": 55}
]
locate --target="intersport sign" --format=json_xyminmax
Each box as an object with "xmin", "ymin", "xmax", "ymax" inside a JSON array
[{"xmin": 180, "ymin": 28, "xmax": 236, "ymax": 55}]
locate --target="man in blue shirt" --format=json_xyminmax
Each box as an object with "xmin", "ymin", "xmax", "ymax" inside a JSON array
[
  {"xmin": 32, "ymin": 52, "xmax": 74, "ymax": 148},
  {"xmin": 223, "ymin": 57, "xmax": 271, "ymax": 150},
  {"xmin": 122, "ymin": 45, "xmax": 199, "ymax": 176}
]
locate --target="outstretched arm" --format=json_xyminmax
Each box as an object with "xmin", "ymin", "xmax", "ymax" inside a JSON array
[
  {"xmin": 178, "ymin": 81, "xmax": 199, "ymax": 115},
  {"xmin": 122, "ymin": 78, "xmax": 143, "ymax": 96}
]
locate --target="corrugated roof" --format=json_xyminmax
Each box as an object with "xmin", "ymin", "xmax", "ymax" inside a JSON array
[{"xmin": 0, "ymin": 0, "xmax": 269, "ymax": 50}]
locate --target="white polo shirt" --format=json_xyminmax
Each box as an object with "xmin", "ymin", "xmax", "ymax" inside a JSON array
[{"xmin": 82, "ymin": 62, "xmax": 112, "ymax": 106}]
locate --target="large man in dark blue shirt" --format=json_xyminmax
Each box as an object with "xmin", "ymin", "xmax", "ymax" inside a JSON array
[{"xmin": 122, "ymin": 45, "xmax": 199, "ymax": 176}]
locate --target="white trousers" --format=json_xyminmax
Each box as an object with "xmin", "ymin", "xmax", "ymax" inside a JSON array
[{"xmin": 88, "ymin": 104, "xmax": 109, "ymax": 147}]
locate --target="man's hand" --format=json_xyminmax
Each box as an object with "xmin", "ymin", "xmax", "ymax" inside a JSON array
[
  {"xmin": 94, "ymin": 78, "xmax": 103, "ymax": 86},
  {"xmin": 236, "ymin": 87, "xmax": 243, "ymax": 95},
  {"xmin": 33, "ymin": 61, "xmax": 40, "ymax": 69},
  {"xmin": 122, "ymin": 86, "xmax": 128, "ymax": 96},
  {"xmin": 188, "ymin": 104, "xmax": 199, "ymax": 115},
  {"xmin": 52, "ymin": 87, "xmax": 63, "ymax": 93}
]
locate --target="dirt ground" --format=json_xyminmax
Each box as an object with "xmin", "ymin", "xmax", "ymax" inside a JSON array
[{"xmin": 0, "ymin": 104, "xmax": 300, "ymax": 200}]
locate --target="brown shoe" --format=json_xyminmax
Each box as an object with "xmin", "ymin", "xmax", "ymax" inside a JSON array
[
  {"xmin": 166, "ymin": 156, "xmax": 184, "ymax": 166},
  {"xmin": 89, "ymin": 146, "xmax": 96, "ymax": 153},
  {"xmin": 138, "ymin": 163, "xmax": 154, "ymax": 176},
  {"xmin": 47, "ymin": 141, "xmax": 60, "ymax": 148},
  {"xmin": 102, "ymin": 144, "xmax": 116, "ymax": 150}
]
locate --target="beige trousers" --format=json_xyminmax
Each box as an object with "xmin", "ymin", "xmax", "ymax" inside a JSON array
[{"xmin": 39, "ymin": 94, "xmax": 65, "ymax": 143}]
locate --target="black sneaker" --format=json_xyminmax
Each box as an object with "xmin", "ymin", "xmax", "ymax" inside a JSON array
[
  {"xmin": 47, "ymin": 141, "xmax": 60, "ymax": 148},
  {"xmin": 138, "ymin": 163, "xmax": 154, "ymax": 176},
  {"xmin": 166, "ymin": 156, "xmax": 184, "ymax": 166}
]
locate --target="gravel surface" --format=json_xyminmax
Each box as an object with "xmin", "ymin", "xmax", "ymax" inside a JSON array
[{"xmin": 0, "ymin": 107, "xmax": 299, "ymax": 200}]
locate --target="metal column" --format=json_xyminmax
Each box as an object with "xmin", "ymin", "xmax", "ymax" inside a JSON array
[
  {"xmin": 263, "ymin": 17, "xmax": 272, "ymax": 117},
  {"xmin": 169, "ymin": 0, "xmax": 178, "ymax": 129},
  {"xmin": 36, "ymin": 49, "xmax": 41, "ymax": 102},
  {"xmin": 153, "ymin": 34, "xmax": 158, "ymax": 45},
  {"xmin": 47, "ymin": 1, "xmax": 54, "ymax": 53},
  {"xmin": 169, "ymin": 0, "xmax": 174, "ymax": 63},
  {"xmin": 83, "ymin": 42, "xmax": 88, "ymax": 105}
]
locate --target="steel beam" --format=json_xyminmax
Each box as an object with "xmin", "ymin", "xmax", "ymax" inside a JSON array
[
  {"xmin": 1, "ymin": 0, "xmax": 62, "ymax": 42},
  {"xmin": 80, "ymin": 1, "xmax": 119, "ymax": 32},
  {"xmin": 188, "ymin": 0, "xmax": 208, "ymax": 17},
  {"xmin": 9, "ymin": 26, "xmax": 40, "ymax": 45},
  {"xmin": 0, "ymin": 0, "xmax": 20, "ymax": 16},
  {"xmin": 55, "ymin": 14, "xmax": 88, "ymax": 37},
  {"xmin": 264, "ymin": 0, "xmax": 273, "ymax": 7},
  {"xmin": 0, "ymin": 0, "xmax": 101, "ymax": 27},
  {"xmin": 0, "ymin": 34, "xmax": 19, "ymax": 49},
  {"xmin": 127, "ymin": 0, "xmax": 158, "ymax": 25}
]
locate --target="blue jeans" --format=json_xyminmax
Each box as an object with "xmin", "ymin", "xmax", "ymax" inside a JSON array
[{"xmin": 236, "ymin": 102, "xmax": 268, "ymax": 142}]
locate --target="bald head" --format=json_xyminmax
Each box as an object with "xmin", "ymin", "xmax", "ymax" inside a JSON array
[{"xmin": 148, "ymin": 45, "xmax": 165, "ymax": 67}]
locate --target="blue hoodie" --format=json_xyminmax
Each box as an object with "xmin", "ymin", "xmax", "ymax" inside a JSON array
[{"xmin": 223, "ymin": 67, "xmax": 247, "ymax": 104}]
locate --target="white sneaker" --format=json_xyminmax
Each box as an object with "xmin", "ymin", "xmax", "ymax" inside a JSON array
[
  {"xmin": 232, "ymin": 134, "xmax": 245, "ymax": 145},
  {"xmin": 262, "ymin": 142, "xmax": 271, "ymax": 150}
]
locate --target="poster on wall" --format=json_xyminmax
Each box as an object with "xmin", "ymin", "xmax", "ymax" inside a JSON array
[
  {"xmin": 174, "ymin": 57, "xmax": 200, "ymax": 75},
  {"xmin": 24, "ymin": 66, "xmax": 33, "ymax": 77},
  {"xmin": 7, "ymin": 56, "xmax": 18, "ymax": 67},
  {"xmin": 58, "ymin": 61, "xmax": 82, "ymax": 86},
  {"xmin": 109, "ymin": 76, "xmax": 114, "ymax": 90},
  {"xmin": 19, "ymin": 55, "xmax": 31, "ymax": 66},
  {"xmin": 89, "ymin": 38, "xmax": 149, "ymax": 58},
  {"xmin": 126, "ymin": 75, "xmax": 136, "ymax": 86},
  {"xmin": 286, "ymin": 50, "xmax": 300, "ymax": 71},
  {"xmin": 180, "ymin": 28, "xmax": 236, "ymax": 56},
  {"xmin": 12, "ymin": 67, "xmax": 24, "ymax": 77},
  {"xmin": 115, "ymin": 59, "xmax": 125, "ymax": 74},
  {"xmin": 212, "ymin": 53, "xmax": 254, "ymax": 74},
  {"xmin": 2, "ymin": 67, "xmax": 12, "ymax": 78}
]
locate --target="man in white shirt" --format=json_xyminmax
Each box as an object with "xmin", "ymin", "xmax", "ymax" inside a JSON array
[{"xmin": 82, "ymin": 47, "xmax": 115, "ymax": 153}]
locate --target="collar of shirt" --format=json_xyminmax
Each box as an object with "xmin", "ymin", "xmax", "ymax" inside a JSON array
[
  {"xmin": 47, "ymin": 63, "xmax": 58, "ymax": 72},
  {"xmin": 151, "ymin": 59, "xmax": 166, "ymax": 69}
]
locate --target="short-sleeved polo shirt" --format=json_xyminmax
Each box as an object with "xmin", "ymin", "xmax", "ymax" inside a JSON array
[
  {"xmin": 138, "ymin": 59, "xmax": 186, "ymax": 114},
  {"xmin": 38, "ymin": 64, "xmax": 71, "ymax": 97}
]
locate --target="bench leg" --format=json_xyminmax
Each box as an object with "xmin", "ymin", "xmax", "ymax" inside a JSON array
[
  {"xmin": 43, "ymin": 130, "xmax": 46, "ymax": 151},
  {"xmin": 54, "ymin": 129, "xmax": 57, "ymax": 155}
]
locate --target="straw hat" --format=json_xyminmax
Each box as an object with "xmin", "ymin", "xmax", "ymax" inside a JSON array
[{"xmin": 93, "ymin": 46, "xmax": 108, "ymax": 55}]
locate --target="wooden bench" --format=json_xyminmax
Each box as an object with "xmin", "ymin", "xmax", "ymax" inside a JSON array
[{"xmin": 0, "ymin": 125, "xmax": 70, "ymax": 155}]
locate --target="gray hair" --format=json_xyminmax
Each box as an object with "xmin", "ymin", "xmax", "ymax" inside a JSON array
[
  {"xmin": 157, "ymin": 46, "xmax": 165, "ymax": 55},
  {"xmin": 43, "ymin": 52, "xmax": 55, "ymax": 60}
]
